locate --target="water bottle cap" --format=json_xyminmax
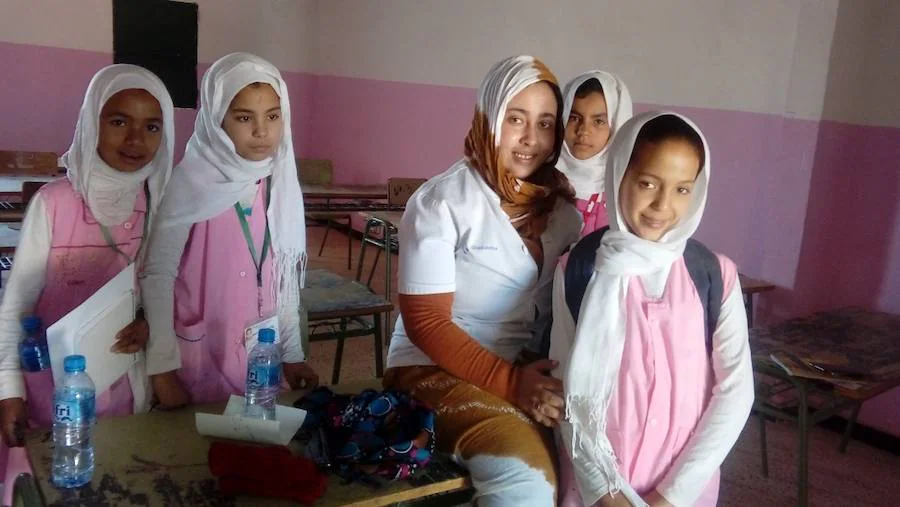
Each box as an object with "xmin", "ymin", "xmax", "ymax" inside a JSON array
[
  {"xmin": 21, "ymin": 316, "xmax": 42, "ymax": 332},
  {"xmin": 258, "ymin": 328, "xmax": 276, "ymax": 343},
  {"xmin": 64, "ymin": 355, "xmax": 86, "ymax": 372}
]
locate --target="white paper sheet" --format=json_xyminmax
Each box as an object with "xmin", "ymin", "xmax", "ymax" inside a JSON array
[
  {"xmin": 195, "ymin": 395, "xmax": 307, "ymax": 446},
  {"xmin": 46, "ymin": 264, "xmax": 138, "ymax": 395}
]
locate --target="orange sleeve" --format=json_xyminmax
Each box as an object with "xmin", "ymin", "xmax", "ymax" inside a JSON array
[{"xmin": 398, "ymin": 293, "xmax": 522, "ymax": 404}]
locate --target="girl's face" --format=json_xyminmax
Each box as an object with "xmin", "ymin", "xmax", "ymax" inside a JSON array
[
  {"xmin": 498, "ymin": 81, "xmax": 558, "ymax": 180},
  {"xmin": 619, "ymin": 138, "xmax": 701, "ymax": 241},
  {"xmin": 565, "ymin": 91, "xmax": 610, "ymax": 160},
  {"xmin": 221, "ymin": 83, "xmax": 284, "ymax": 161},
  {"xmin": 97, "ymin": 89, "xmax": 163, "ymax": 172}
]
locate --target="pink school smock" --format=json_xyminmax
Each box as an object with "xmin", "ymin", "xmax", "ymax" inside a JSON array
[
  {"xmin": 2, "ymin": 179, "xmax": 147, "ymax": 504},
  {"xmin": 170, "ymin": 182, "xmax": 279, "ymax": 405},
  {"xmin": 559, "ymin": 254, "xmax": 738, "ymax": 507}
]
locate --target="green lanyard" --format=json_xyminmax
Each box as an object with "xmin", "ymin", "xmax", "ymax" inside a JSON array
[
  {"xmin": 98, "ymin": 185, "xmax": 151, "ymax": 265},
  {"xmin": 234, "ymin": 177, "xmax": 272, "ymax": 301}
]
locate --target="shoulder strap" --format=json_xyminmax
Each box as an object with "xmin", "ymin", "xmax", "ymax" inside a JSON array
[
  {"xmin": 562, "ymin": 229, "xmax": 724, "ymax": 356},
  {"xmin": 683, "ymin": 238, "xmax": 723, "ymax": 355},
  {"xmin": 564, "ymin": 226, "xmax": 609, "ymax": 322}
]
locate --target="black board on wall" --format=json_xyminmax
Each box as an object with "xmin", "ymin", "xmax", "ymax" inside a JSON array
[{"xmin": 113, "ymin": 0, "xmax": 198, "ymax": 108}]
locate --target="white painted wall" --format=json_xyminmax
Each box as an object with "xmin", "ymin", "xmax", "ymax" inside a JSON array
[
  {"xmin": 2, "ymin": 0, "xmax": 898, "ymax": 126},
  {"xmin": 0, "ymin": 0, "xmax": 317, "ymax": 73},
  {"xmin": 313, "ymin": 0, "xmax": 837, "ymax": 120}
]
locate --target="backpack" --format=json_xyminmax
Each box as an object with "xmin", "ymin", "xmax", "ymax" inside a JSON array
[
  {"xmin": 561, "ymin": 226, "xmax": 723, "ymax": 355},
  {"xmin": 294, "ymin": 387, "xmax": 436, "ymax": 486}
]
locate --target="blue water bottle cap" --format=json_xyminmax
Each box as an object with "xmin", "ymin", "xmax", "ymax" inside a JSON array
[
  {"xmin": 64, "ymin": 355, "xmax": 86, "ymax": 372},
  {"xmin": 258, "ymin": 328, "xmax": 276, "ymax": 343},
  {"xmin": 21, "ymin": 316, "xmax": 42, "ymax": 332}
]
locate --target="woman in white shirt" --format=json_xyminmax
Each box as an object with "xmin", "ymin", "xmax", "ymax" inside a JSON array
[{"xmin": 383, "ymin": 56, "xmax": 581, "ymax": 507}]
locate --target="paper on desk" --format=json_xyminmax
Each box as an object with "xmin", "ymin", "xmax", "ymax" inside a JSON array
[
  {"xmin": 47, "ymin": 264, "xmax": 138, "ymax": 395},
  {"xmin": 195, "ymin": 395, "xmax": 307, "ymax": 446}
]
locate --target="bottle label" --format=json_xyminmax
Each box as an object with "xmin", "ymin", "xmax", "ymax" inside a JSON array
[
  {"xmin": 54, "ymin": 395, "xmax": 96, "ymax": 424},
  {"xmin": 248, "ymin": 364, "xmax": 281, "ymax": 389}
]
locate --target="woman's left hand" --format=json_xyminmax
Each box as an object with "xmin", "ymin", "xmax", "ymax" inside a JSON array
[
  {"xmin": 283, "ymin": 362, "xmax": 320, "ymax": 389},
  {"xmin": 112, "ymin": 316, "xmax": 149, "ymax": 354},
  {"xmin": 642, "ymin": 490, "xmax": 673, "ymax": 507}
]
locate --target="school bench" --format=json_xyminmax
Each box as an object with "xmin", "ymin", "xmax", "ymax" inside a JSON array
[{"xmin": 16, "ymin": 379, "xmax": 471, "ymax": 507}]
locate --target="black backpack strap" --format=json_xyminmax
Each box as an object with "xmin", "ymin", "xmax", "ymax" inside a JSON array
[
  {"xmin": 564, "ymin": 226, "xmax": 609, "ymax": 322},
  {"xmin": 683, "ymin": 238, "xmax": 723, "ymax": 355},
  {"xmin": 560, "ymin": 228, "xmax": 723, "ymax": 358}
]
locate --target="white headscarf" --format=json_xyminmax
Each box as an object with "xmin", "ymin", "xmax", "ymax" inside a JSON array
[
  {"xmin": 554, "ymin": 111, "xmax": 710, "ymax": 501},
  {"xmin": 157, "ymin": 52, "xmax": 307, "ymax": 305},
  {"xmin": 556, "ymin": 71, "xmax": 633, "ymax": 200},
  {"xmin": 60, "ymin": 64, "xmax": 175, "ymax": 227}
]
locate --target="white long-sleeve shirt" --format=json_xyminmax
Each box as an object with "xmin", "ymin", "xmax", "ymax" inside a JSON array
[
  {"xmin": 551, "ymin": 263, "xmax": 755, "ymax": 506},
  {"xmin": 0, "ymin": 195, "xmax": 51, "ymax": 401},
  {"xmin": 141, "ymin": 191, "xmax": 304, "ymax": 377}
]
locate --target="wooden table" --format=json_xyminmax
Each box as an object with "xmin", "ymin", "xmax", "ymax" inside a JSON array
[
  {"xmin": 303, "ymin": 269, "xmax": 394, "ymax": 384},
  {"xmin": 750, "ymin": 308, "xmax": 900, "ymax": 506},
  {"xmin": 0, "ymin": 175, "xmax": 55, "ymax": 194},
  {"xmin": 303, "ymin": 185, "xmax": 388, "ymax": 201},
  {"xmin": 19, "ymin": 380, "xmax": 470, "ymax": 506},
  {"xmin": 739, "ymin": 273, "xmax": 775, "ymax": 328}
]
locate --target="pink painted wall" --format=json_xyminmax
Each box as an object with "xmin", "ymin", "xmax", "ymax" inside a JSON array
[
  {"xmin": 2, "ymin": 39, "xmax": 898, "ymax": 435},
  {"xmin": 0, "ymin": 41, "xmax": 316, "ymax": 161}
]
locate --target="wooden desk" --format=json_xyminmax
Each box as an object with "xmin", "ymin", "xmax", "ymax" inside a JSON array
[
  {"xmin": 0, "ymin": 175, "xmax": 55, "ymax": 194},
  {"xmin": 739, "ymin": 273, "xmax": 775, "ymax": 328},
  {"xmin": 0, "ymin": 208, "xmax": 25, "ymax": 223},
  {"xmin": 303, "ymin": 185, "xmax": 388, "ymax": 201},
  {"xmin": 21, "ymin": 380, "xmax": 470, "ymax": 506},
  {"xmin": 750, "ymin": 308, "xmax": 900, "ymax": 507}
]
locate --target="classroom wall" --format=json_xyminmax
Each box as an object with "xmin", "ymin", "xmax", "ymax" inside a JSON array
[
  {"xmin": 0, "ymin": 0, "xmax": 318, "ymax": 157},
  {"xmin": 0, "ymin": 0, "xmax": 898, "ymax": 434}
]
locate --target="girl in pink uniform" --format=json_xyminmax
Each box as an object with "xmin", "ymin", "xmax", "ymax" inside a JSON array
[
  {"xmin": 0, "ymin": 64, "xmax": 175, "ymax": 504},
  {"xmin": 141, "ymin": 53, "xmax": 318, "ymax": 408},
  {"xmin": 556, "ymin": 71, "xmax": 633, "ymax": 236},
  {"xmin": 550, "ymin": 112, "xmax": 754, "ymax": 507}
]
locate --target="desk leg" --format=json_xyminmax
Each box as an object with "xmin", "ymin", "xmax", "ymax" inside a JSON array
[
  {"xmin": 758, "ymin": 414, "xmax": 769, "ymax": 477},
  {"xmin": 745, "ymin": 293, "xmax": 755, "ymax": 328},
  {"xmin": 356, "ymin": 221, "xmax": 372, "ymax": 283},
  {"xmin": 797, "ymin": 384, "xmax": 810, "ymax": 507},
  {"xmin": 374, "ymin": 312, "xmax": 384, "ymax": 377},
  {"xmin": 332, "ymin": 318, "xmax": 348, "ymax": 385},
  {"xmin": 839, "ymin": 402, "xmax": 863, "ymax": 453},
  {"xmin": 384, "ymin": 227, "xmax": 393, "ymax": 344}
]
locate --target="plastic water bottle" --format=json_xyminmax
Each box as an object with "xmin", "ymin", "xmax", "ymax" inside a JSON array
[
  {"xmin": 52, "ymin": 355, "xmax": 96, "ymax": 488},
  {"xmin": 244, "ymin": 328, "xmax": 281, "ymax": 420},
  {"xmin": 19, "ymin": 316, "xmax": 50, "ymax": 372}
]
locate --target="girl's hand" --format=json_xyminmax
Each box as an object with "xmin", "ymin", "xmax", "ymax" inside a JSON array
[
  {"xmin": 513, "ymin": 359, "xmax": 566, "ymax": 427},
  {"xmin": 598, "ymin": 493, "xmax": 636, "ymax": 507},
  {"xmin": 151, "ymin": 371, "xmax": 191, "ymax": 409},
  {"xmin": 643, "ymin": 490, "xmax": 673, "ymax": 507},
  {"xmin": 112, "ymin": 316, "xmax": 149, "ymax": 354},
  {"xmin": 0, "ymin": 397, "xmax": 27, "ymax": 447},
  {"xmin": 283, "ymin": 362, "xmax": 319, "ymax": 390}
]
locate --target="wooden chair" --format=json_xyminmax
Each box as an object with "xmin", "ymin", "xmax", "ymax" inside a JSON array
[
  {"xmin": 297, "ymin": 159, "xmax": 354, "ymax": 270},
  {"xmin": 303, "ymin": 268, "xmax": 393, "ymax": 384}
]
